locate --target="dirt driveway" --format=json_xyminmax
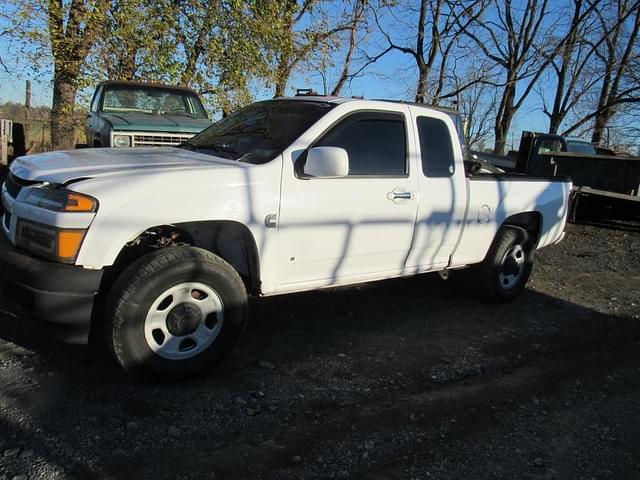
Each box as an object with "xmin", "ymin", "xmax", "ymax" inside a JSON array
[{"xmin": 1, "ymin": 223, "xmax": 639, "ymax": 480}]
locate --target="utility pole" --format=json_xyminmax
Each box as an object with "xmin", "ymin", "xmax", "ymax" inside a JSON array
[{"xmin": 25, "ymin": 80, "xmax": 32, "ymax": 109}]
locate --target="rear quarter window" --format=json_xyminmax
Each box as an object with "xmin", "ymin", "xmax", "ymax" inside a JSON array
[{"xmin": 417, "ymin": 117, "xmax": 455, "ymax": 177}]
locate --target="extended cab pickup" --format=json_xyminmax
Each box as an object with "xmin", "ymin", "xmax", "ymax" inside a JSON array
[{"xmin": 0, "ymin": 97, "xmax": 571, "ymax": 378}]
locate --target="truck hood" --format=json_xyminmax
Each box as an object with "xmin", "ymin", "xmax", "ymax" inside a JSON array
[
  {"xmin": 102, "ymin": 113, "xmax": 211, "ymax": 133},
  {"xmin": 10, "ymin": 147, "xmax": 238, "ymax": 184}
]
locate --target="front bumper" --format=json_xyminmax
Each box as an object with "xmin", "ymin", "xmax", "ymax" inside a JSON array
[{"xmin": 0, "ymin": 232, "xmax": 103, "ymax": 343}]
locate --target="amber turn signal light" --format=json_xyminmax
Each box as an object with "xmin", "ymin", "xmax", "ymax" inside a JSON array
[
  {"xmin": 57, "ymin": 230, "xmax": 87, "ymax": 262},
  {"xmin": 65, "ymin": 193, "xmax": 97, "ymax": 212}
]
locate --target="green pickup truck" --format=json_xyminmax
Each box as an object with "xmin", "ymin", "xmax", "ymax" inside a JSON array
[{"xmin": 86, "ymin": 81, "xmax": 211, "ymax": 148}]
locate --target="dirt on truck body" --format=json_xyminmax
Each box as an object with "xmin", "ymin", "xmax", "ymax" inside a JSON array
[{"xmin": 0, "ymin": 222, "xmax": 639, "ymax": 480}]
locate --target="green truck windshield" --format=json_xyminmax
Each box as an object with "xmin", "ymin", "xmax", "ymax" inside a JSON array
[{"xmin": 102, "ymin": 85, "xmax": 208, "ymax": 119}]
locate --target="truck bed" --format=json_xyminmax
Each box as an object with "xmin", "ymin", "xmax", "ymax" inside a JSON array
[{"xmin": 449, "ymin": 173, "xmax": 571, "ymax": 268}]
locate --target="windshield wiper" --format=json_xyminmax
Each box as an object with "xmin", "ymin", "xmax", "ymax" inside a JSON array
[
  {"xmin": 104, "ymin": 110, "xmax": 156, "ymax": 115},
  {"xmin": 163, "ymin": 111, "xmax": 195, "ymax": 118},
  {"xmin": 178, "ymin": 142, "xmax": 238, "ymax": 159}
]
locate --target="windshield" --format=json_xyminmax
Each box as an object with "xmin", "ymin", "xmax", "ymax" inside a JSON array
[
  {"xmin": 102, "ymin": 85, "xmax": 208, "ymax": 119},
  {"xmin": 537, "ymin": 137, "xmax": 564, "ymax": 154},
  {"xmin": 182, "ymin": 100, "xmax": 335, "ymax": 164}
]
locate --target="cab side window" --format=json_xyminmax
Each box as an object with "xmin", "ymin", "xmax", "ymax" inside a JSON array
[
  {"xmin": 417, "ymin": 116, "xmax": 455, "ymax": 177},
  {"xmin": 315, "ymin": 112, "xmax": 407, "ymax": 176}
]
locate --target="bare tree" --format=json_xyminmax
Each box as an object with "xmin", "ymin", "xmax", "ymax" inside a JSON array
[
  {"xmin": 273, "ymin": 0, "xmax": 357, "ymax": 97},
  {"xmin": 459, "ymin": 78, "xmax": 496, "ymax": 149},
  {"xmin": 436, "ymin": 49, "xmax": 499, "ymax": 146},
  {"xmin": 0, "ymin": 29, "xmax": 11, "ymax": 75},
  {"xmin": 330, "ymin": 0, "xmax": 369, "ymax": 96},
  {"xmin": 375, "ymin": 0, "xmax": 487, "ymax": 104},
  {"xmin": 542, "ymin": 0, "xmax": 601, "ymax": 134},
  {"xmin": 561, "ymin": 0, "xmax": 640, "ymax": 144},
  {"xmin": 464, "ymin": 0, "xmax": 563, "ymax": 154}
]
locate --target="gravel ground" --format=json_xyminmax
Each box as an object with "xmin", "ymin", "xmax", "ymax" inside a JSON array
[{"xmin": 0, "ymin": 223, "xmax": 639, "ymax": 480}]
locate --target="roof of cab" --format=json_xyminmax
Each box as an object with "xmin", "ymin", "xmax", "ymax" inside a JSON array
[
  {"xmin": 273, "ymin": 95, "xmax": 461, "ymax": 116},
  {"xmin": 97, "ymin": 80, "xmax": 199, "ymax": 94}
]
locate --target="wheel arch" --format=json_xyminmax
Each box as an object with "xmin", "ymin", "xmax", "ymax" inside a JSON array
[
  {"xmin": 501, "ymin": 211, "xmax": 543, "ymax": 248},
  {"xmin": 106, "ymin": 221, "xmax": 261, "ymax": 296}
]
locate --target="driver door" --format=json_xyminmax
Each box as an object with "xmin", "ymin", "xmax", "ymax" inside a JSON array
[{"xmin": 276, "ymin": 106, "xmax": 419, "ymax": 292}]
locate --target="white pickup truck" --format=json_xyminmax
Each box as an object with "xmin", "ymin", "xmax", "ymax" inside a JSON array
[{"xmin": 0, "ymin": 97, "xmax": 571, "ymax": 378}]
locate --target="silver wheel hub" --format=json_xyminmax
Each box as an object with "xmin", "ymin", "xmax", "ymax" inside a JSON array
[
  {"xmin": 144, "ymin": 282, "xmax": 224, "ymax": 360},
  {"xmin": 498, "ymin": 244, "xmax": 525, "ymax": 289}
]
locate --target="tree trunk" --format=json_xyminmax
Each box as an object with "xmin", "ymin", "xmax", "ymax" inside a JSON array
[
  {"xmin": 493, "ymin": 121, "xmax": 508, "ymax": 156},
  {"xmin": 50, "ymin": 69, "xmax": 79, "ymax": 150},
  {"xmin": 415, "ymin": 66, "xmax": 428, "ymax": 103},
  {"xmin": 548, "ymin": 58, "xmax": 569, "ymax": 135},
  {"xmin": 413, "ymin": 0, "xmax": 429, "ymax": 103},
  {"xmin": 591, "ymin": 109, "xmax": 613, "ymax": 145},
  {"xmin": 493, "ymin": 83, "xmax": 515, "ymax": 155},
  {"xmin": 590, "ymin": 5, "xmax": 640, "ymax": 146},
  {"xmin": 275, "ymin": 79, "xmax": 287, "ymax": 97},
  {"xmin": 548, "ymin": 99, "xmax": 564, "ymax": 135},
  {"xmin": 274, "ymin": 58, "xmax": 291, "ymax": 97},
  {"xmin": 547, "ymin": 0, "xmax": 582, "ymax": 135},
  {"xmin": 118, "ymin": 46, "xmax": 138, "ymax": 80},
  {"xmin": 331, "ymin": 0, "xmax": 366, "ymax": 96},
  {"xmin": 46, "ymin": 0, "xmax": 111, "ymax": 151}
]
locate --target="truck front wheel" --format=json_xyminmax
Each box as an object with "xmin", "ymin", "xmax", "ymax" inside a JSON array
[
  {"xmin": 475, "ymin": 226, "xmax": 534, "ymax": 303},
  {"xmin": 105, "ymin": 247, "xmax": 248, "ymax": 378}
]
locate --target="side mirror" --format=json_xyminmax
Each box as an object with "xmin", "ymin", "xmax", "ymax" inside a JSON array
[{"xmin": 303, "ymin": 147, "xmax": 349, "ymax": 178}]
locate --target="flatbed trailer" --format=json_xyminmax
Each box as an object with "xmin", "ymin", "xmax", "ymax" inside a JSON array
[{"xmin": 474, "ymin": 131, "xmax": 640, "ymax": 225}]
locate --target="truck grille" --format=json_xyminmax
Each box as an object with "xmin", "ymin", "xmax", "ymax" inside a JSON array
[{"xmin": 133, "ymin": 133, "xmax": 194, "ymax": 147}]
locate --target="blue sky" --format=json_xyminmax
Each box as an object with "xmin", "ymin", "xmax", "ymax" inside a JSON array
[
  {"xmin": 0, "ymin": 1, "xmax": 631, "ymax": 151},
  {"xmin": 0, "ymin": 41, "xmax": 546, "ymax": 154}
]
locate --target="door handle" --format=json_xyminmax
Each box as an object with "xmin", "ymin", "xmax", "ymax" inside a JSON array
[
  {"xmin": 393, "ymin": 191, "xmax": 412, "ymax": 200},
  {"xmin": 387, "ymin": 188, "xmax": 414, "ymax": 203}
]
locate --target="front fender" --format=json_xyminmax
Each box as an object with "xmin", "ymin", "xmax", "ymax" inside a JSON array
[{"xmin": 71, "ymin": 158, "xmax": 282, "ymax": 293}]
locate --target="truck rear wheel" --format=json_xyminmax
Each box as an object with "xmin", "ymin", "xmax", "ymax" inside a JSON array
[
  {"xmin": 475, "ymin": 226, "xmax": 534, "ymax": 303},
  {"xmin": 105, "ymin": 246, "xmax": 248, "ymax": 378}
]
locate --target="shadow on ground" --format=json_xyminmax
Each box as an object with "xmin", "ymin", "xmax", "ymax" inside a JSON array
[{"xmin": 1, "ymin": 261, "xmax": 639, "ymax": 479}]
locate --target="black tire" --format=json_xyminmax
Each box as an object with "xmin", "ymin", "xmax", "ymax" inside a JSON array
[
  {"xmin": 104, "ymin": 246, "xmax": 248, "ymax": 379},
  {"xmin": 474, "ymin": 226, "xmax": 534, "ymax": 303}
]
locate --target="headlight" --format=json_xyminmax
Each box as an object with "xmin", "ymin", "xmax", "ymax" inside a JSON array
[
  {"xmin": 113, "ymin": 134, "xmax": 132, "ymax": 148},
  {"xmin": 16, "ymin": 219, "xmax": 87, "ymax": 263},
  {"xmin": 22, "ymin": 188, "xmax": 97, "ymax": 212}
]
